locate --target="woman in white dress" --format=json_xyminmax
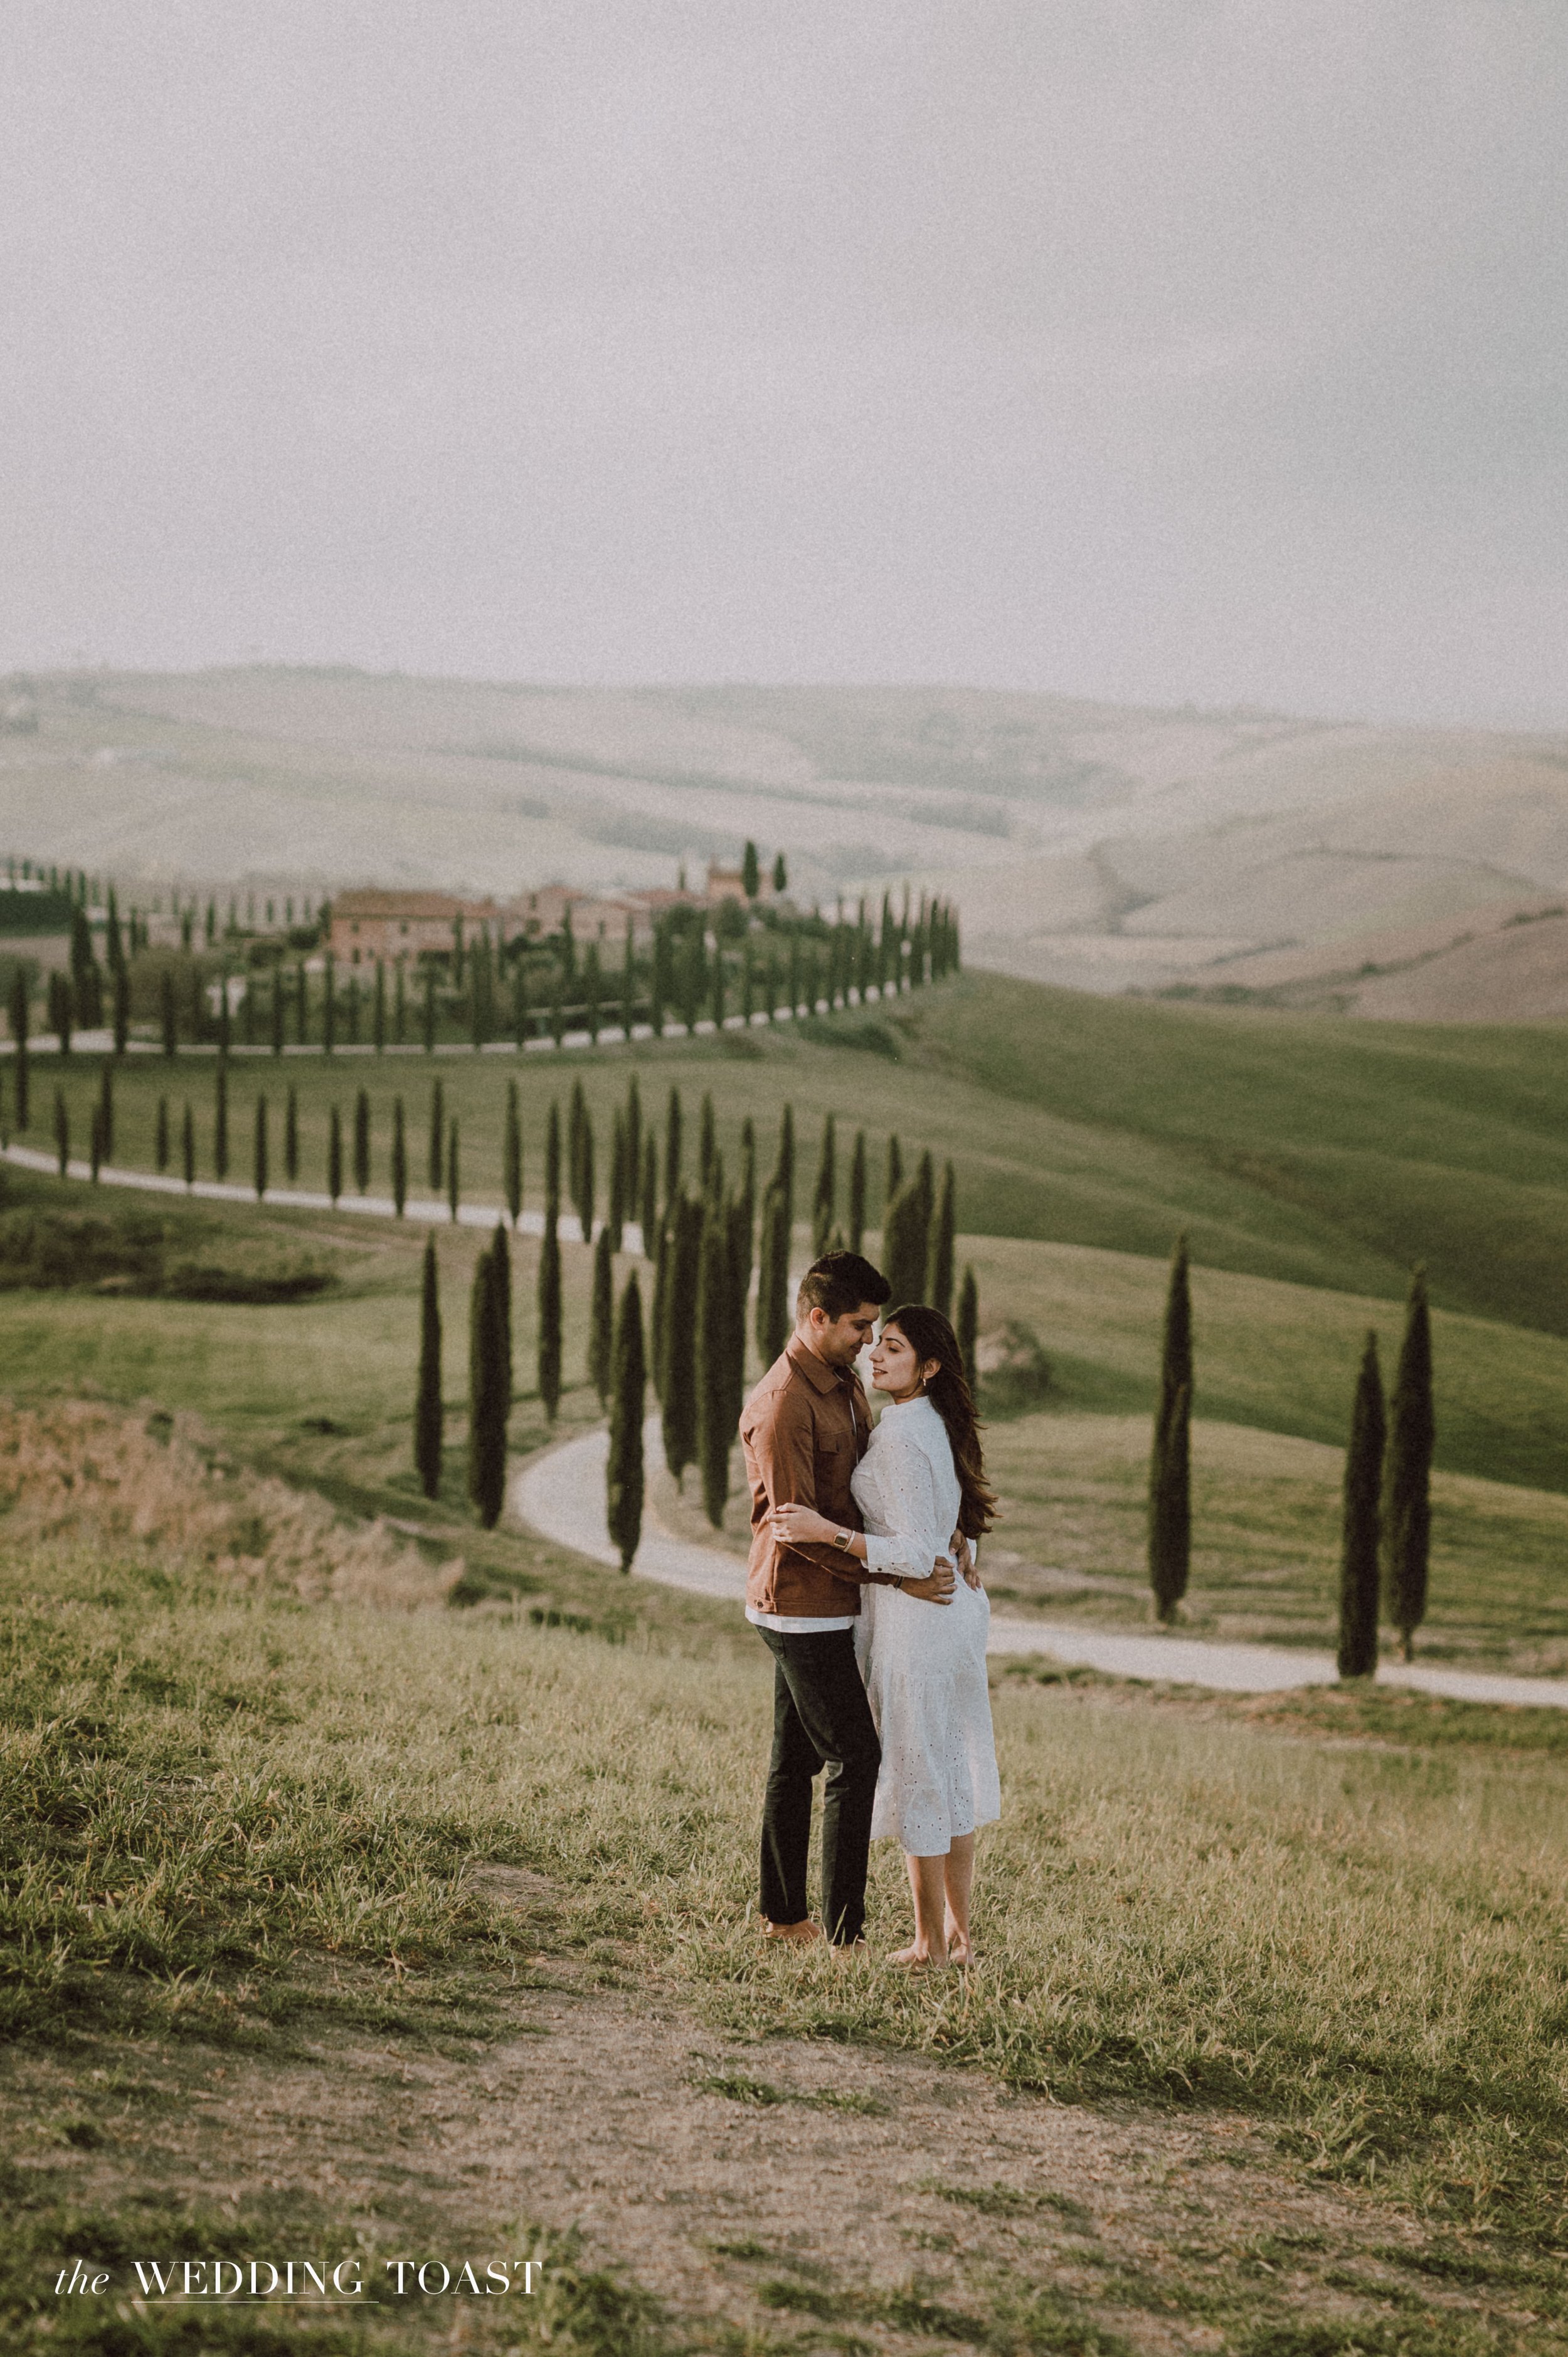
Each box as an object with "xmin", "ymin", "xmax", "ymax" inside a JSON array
[{"xmin": 770, "ymin": 1303, "xmax": 1000, "ymax": 1967}]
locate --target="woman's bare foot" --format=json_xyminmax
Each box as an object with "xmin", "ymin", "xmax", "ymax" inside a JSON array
[
  {"xmin": 943, "ymin": 1912, "xmax": 973, "ymax": 1965},
  {"xmin": 889, "ymin": 1942, "xmax": 948, "ymax": 1967}
]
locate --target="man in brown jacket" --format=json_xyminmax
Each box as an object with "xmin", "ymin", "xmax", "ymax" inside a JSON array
[{"xmin": 741, "ymin": 1250, "xmax": 955, "ymax": 1948}]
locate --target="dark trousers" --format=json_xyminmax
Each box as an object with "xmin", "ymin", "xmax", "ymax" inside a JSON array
[{"xmin": 755, "ymin": 1625, "xmax": 881, "ymax": 1945}]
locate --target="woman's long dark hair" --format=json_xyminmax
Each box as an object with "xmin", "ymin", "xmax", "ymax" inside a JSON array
[{"xmin": 882, "ymin": 1302, "xmax": 997, "ymax": 1542}]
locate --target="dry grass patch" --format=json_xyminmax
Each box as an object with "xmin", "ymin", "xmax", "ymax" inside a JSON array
[{"xmin": 0, "ymin": 1397, "xmax": 464, "ymax": 1610}]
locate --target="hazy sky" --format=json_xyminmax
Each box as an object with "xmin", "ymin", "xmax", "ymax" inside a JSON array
[{"xmin": 5, "ymin": 2, "xmax": 1565, "ymax": 725}]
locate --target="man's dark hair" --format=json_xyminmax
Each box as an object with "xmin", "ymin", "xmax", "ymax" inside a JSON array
[{"xmin": 797, "ymin": 1252, "xmax": 891, "ymax": 1322}]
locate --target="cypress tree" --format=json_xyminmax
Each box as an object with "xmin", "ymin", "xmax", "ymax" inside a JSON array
[
  {"xmin": 884, "ymin": 1131, "xmax": 903, "ymax": 1210},
  {"xmin": 625, "ymin": 1073, "xmax": 642, "ymax": 1195},
  {"xmin": 391, "ymin": 1095, "xmax": 407, "ymax": 1215},
  {"xmin": 765, "ymin": 943, "xmax": 779, "ymax": 1021},
  {"xmin": 270, "ymin": 967, "xmax": 285, "ymax": 1056},
  {"xmin": 734, "ymin": 1118, "xmax": 756, "ymax": 1307},
  {"xmin": 883, "ymin": 1179, "xmax": 930, "ymax": 1310},
  {"xmin": 589, "ymin": 1223, "xmax": 615, "ymax": 1408},
  {"xmin": 423, "ymin": 963, "xmax": 437, "ymax": 1053},
  {"xmin": 709, "ymin": 942, "xmax": 726, "ymax": 1031},
  {"xmin": 373, "ymin": 959, "xmax": 386, "ymax": 1052},
  {"xmin": 181, "ymin": 1101, "xmax": 195, "ymax": 1189},
  {"xmin": 353, "ymin": 1088, "xmax": 371, "ymax": 1193},
  {"xmin": 467, "ymin": 1242, "xmax": 507, "ymax": 1528},
  {"xmin": 926, "ymin": 1160, "xmax": 956, "ymax": 1320},
  {"xmin": 415, "ymin": 1234, "xmax": 443, "ymax": 1498},
  {"xmin": 756, "ymin": 1178, "xmax": 791, "ymax": 1367},
  {"xmin": 619, "ymin": 925, "xmax": 636, "ymax": 1040},
  {"xmin": 327, "ymin": 1104, "xmax": 342, "ymax": 1203},
  {"xmin": 548, "ymin": 966, "xmax": 564, "ymax": 1048},
  {"xmin": 253, "ymin": 1093, "xmax": 268, "ymax": 1200},
  {"xmin": 8, "ymin": 969, "xmax": 28, "ymax": 1130},
  {"xmin": 323, "ymin": 955, "xmax": 336, "ymax": 1055},
  {"xmin": 285, "ymin": 1085, "xmax": 299, "ymax": 1182},
  {"xmin": 395, "ymin": 958, "xmax": 407, "ymax": 1045},
  {"xmin": 607, "ymin": 1108, "xmax": 627, "ymax": 1251},
  {"xmin": 583, "ymin": 941, "xmax": 602, "ymax": 1045},
  {"xmin": 1382, "ymin": 1270, "xmax": 1435, "ymax": 1661},
  {"xmin": 774, "ymin": 1100, "xmax": 795, "ymax": 1237},
  {"xmin": 726, "ymin": 1177, "xmax": 753, "ymax": 1426},
  {"xmin": 296, "ymin": 959, "xmax": 309, "ymax": 1044},
  {"xmin": 428, "ymin": 1078, "xmax": 444, "ymax": 1191},
  {"xmin": 214, "ymin": 1061, "xmax": 229, "ymax": 1179},
  {"xmin": 1339, "ymin": 1331, "xmax": 1386, "ymax": 1678},
  {"xmin": 447, "ymin": 1118, "xmax": 460, "ymax": 1221},
  {"xmin": 664, "ymin": 1085, "xmax": 682, "ymax": 1206},
  {"xmin": 112, "ymin": 962, "xmax": 129, "ymax": 1057},
  {"xmin": 773, "ymin": 851, "xmax": 787, "ymax": 894},
  {"xmin": 699, "ymin": 1090, "xmax": 716, "ymax": 1187},
  {"xmin": 696, "ymin": 1198, "xmax": 733, "ymax": 1526},
  {"xmin": 545, "ymin": 1096, "xmax": 562, "ymax": 1212},
  {"xmin": 160, "ymin": 967, "xmax": 176, "ymax": 1059},
  {"xmin": 640, "ymin": 1131, "xmax": 658, "ymax": 1250},
  {"xmin": 848, "ymin": 1129, "xmax": 867, "ymax": 1255},
  {"xmin": 661, "ymin": 1191, "xmax": 703, "ymax": 1485},
  {"xmin": 490, "ymin": 1216, "xmax": 512, "ymax": 1412},
  {"xmin": 1148, "ymin": 1236, "xmax": 1194, "ymax": 1625},
  {"xmin": 511, "ymin": 956, "xmax": 530, "ymax": 1048},
  {"xmin": 155, "ymin": 1096, "xmax": 169, "ymax": 1173},
  {"xmin": 574, "ymin": 1093, "xmax": 595, "ymax": 1240},
  {"xmin": 650, "ymin": 1206, "xmax": 671, "ymax": 1402},
  {"xmin": 957, "ymin": 1264, "xmax": 979, "ymax": 1391},
  {"xmin": 607, "ymin": 1272, "xmax": 647, "ymax": 1572},
  {"xmin": 538, "ymin": 1100, "xmax": 563, "ymax": 1418},
  {"xmin": 538, "ymin": 1206, "xmax": 563, "ymax": 1421},
  {"xmin": 742, "ymin": 839, "xmax": 760, "ymax": 899},
  {"xmin": 811, "ymin": 1112, "xmax": 836, "ymax": 1255},
  {"xmin": 787, "ymin": 928, "xmax": 800, "ymax": 1015},
  {"xmin": 97, "ymin": 1061, "xmax": 114, "ymax": 1161},
  {"xmin": 915, "ymin": 1148, "xmax": 934, "ymax": 1233}
]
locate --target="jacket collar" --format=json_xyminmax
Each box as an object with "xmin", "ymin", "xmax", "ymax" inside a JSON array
[{"xmin": 786, "ymin": 1330, "xmax": 850, "ymax": 1395}]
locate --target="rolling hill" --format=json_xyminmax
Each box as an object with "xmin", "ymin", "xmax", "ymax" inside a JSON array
[{"xmin": 6, "ymin": 664, "xmax": 1568, "ymax": 1018}]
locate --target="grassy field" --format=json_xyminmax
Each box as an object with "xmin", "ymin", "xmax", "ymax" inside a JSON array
[
  {"xmin": 14, "ymin": 967, "xmax": 1568, "ymax": 1345},
  {"xmin": 9, "ymin": 1137, "xmax": 1568, "ymax": 1661},
  {"xmin": 4, "ymin": 1427, "xmax": 1568, "ymax": 2352}
]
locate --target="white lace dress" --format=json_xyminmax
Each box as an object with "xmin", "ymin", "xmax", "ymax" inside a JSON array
[{"xmin": 851, "ymin": 1395, "xmax": 1000, "ymax": 1856}]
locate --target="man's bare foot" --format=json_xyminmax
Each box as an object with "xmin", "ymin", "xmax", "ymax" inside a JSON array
[
  {"xmin": 889, "ymin": 1942, "xmax": 948, "ymax": 1968},
  {"xmin": 760, "ymin": 1917, "xmax": 823, "ymax": 1946}
]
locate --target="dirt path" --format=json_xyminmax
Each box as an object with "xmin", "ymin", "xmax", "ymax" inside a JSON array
[
  {"xmin": 5, "ymin": 1873, "xmax": 1531, "ymax": 2353},
  {"xmin": 514, "ymin": 1422, "xmax": 1568, "ymax": 1710}
]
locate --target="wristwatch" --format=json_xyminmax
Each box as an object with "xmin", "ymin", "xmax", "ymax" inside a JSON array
[{"xmin": 832, "ymin": 1526, "xmax": 852, "ymax": 1551}]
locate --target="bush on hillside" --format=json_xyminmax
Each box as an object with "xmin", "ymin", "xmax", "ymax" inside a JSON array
[
  {"xmin": 975, "ymin": 1319, "xmax": 1052, "ymax": 1412},
  {"xmin": 0, "ymin": 1201, "xmax": 334, "ymax": 1302}
]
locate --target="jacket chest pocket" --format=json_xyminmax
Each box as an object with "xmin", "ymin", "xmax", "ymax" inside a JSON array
[{"xmin": 813, "ymin": 1435, "xmax": 842, "ymax": 1489}]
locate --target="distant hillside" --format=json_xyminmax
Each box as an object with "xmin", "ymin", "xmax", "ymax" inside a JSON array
[{"xmin": 4, "ymin": 665, "xmax": 1567, "ymax": 1018}]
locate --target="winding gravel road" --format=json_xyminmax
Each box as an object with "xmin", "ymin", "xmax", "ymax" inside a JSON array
[{"xmin": 515, "ymin": 1417, "xmax": 1568, "ymax": 1708}]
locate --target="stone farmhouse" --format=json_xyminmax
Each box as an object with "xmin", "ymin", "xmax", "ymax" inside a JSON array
[{"xmin": 328, "ymin": 866, "xmax": 743, "ymax": 968}]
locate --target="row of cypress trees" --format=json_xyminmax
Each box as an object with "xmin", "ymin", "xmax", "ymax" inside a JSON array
[{"xmin": 1148, "ymin": 1240, "xmax": 1438, "ymax": 1665}]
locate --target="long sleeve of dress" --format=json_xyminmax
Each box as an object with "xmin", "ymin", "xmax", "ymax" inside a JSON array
[{"xmin": 859, "ymin": 1425, "xmax": 946, "ymax": 1584}]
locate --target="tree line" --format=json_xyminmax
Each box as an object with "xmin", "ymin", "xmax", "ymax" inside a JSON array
[
  {"xmin": 407, "ymin": 1072, "xmax": 977, "ymax": 1578},
  {"xmin": 1148, "ymin": 1240, "xmax": 1437, "ymax": 1669}
]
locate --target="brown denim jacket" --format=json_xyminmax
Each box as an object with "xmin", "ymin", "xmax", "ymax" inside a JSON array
[{"xmin": 741, "ymin": 1333, "xmax": 891, "ymax": 1618}]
